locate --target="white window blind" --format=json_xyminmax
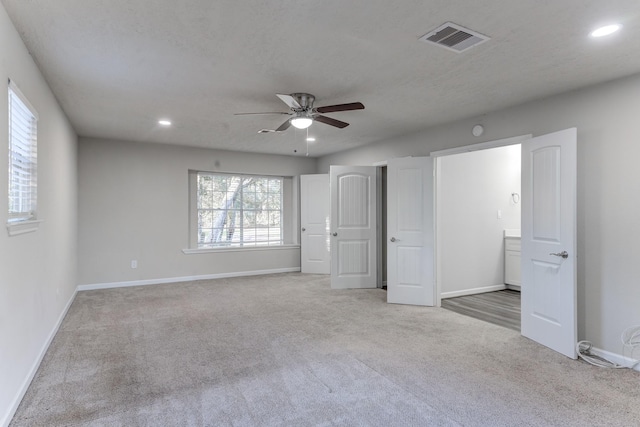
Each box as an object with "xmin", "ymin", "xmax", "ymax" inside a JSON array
[
  {"xmin": 8, "ymin": 79, "xmax": 38, "ymax": 222},
  {"xmin": 196, "ymin": 172, "xmax": 283, "ymax": 248}
]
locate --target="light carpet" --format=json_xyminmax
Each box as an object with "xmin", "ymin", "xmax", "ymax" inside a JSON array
[{"xmin": 10, "ymin": 273, "xmax": 640, "ymax": 426}]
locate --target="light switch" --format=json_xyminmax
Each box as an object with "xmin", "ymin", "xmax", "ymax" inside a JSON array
[{"xmin": 497, "ymin": 210, "xmax": 502, "ymax": 219}]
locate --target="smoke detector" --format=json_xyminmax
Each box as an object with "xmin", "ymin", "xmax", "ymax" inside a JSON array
[{"xmin": 419, "ymin": 22, "xmax": 490, "ymax": 53}]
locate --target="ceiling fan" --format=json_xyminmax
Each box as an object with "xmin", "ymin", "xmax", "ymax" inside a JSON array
[{"xmin": 234, "ymin": 93, "xmax": 364, "ymax": 133}]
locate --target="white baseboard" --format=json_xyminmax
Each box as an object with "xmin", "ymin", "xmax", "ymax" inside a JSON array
[
  {"xmin": 506, "ymin": 284, "xmax": 521, "ymax": 291},
  {"xmin": 2, "ymin": 288, "xmax": 77, "ymax": 427},
  {"xmin": 77, "ymin": 267, "xmax": 301, "ymax": 291},
  {"xmin": 588, "ymin": 345, "xmax": 640, "ymax": 372},
  {"xmin": 441, "ymin": 284, "xmax": 507, "ymax": 299}
]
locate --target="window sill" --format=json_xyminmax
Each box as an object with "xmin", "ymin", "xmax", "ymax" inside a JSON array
[
  {"xmin": 182, "ymin": 244, "xmax": 300, "ymax": 255},
  {"xmin": 6, "ymin": 219, "xmax": 43, "ymax": 236}
]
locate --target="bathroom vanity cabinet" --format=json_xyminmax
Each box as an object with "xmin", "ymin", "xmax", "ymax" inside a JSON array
[{"xmin": 504, "ymin": 235, "xmax": 521, "ymax": 290}]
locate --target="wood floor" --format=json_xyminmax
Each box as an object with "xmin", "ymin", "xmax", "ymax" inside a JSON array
[{"xmin": 441, "ymin": 290, "xmax": 521, "ymax": 331}]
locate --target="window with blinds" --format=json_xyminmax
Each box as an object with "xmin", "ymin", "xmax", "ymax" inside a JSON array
[
  {"xmin": 8, "ymin": 80, "xmax": 38, "ymax": 223},
  {"xmin": 196, "ymin": 172, "xmax": 283, "ymax": 247}
]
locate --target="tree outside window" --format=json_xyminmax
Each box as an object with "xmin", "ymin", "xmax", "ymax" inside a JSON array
[{"xmin": 197, "ymin": 173, "xmax": 283, "ymax": 247}]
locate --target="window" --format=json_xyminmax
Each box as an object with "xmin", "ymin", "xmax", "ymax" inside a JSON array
[
  {"xmin": 196, "ymin": 172, "xmax": 283, "ymax": 248},
  {"xmin": 8, "ymin": 80, "xmax": 38, "ymax": 223}
]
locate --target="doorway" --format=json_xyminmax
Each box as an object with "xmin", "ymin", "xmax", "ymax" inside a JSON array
[{"xmin": 434, "ymin": 138, "xmax": 524, "ymax": 330}]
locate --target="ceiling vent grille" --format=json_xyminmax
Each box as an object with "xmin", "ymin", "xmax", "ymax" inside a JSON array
[{"xmin": 419, "ymin": 22, "xmax": 490, "ymax": 53}]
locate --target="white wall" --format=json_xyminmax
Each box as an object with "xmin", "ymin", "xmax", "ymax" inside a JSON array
[
  {"xmin": 0, "ymin": 4, "xmax": 78, "ymax": 426},
  {"xmin": 438, "ymin": 145, "xmax": 521, "ymax": 297},
  {"xmin": 318, "ymin": 72, "xmax": 640, "ymax": 358},
  {"xmin": 77, "ymin": 138, "xmax": 316, "ymax": 286}
]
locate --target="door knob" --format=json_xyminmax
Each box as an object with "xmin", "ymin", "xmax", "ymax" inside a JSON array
[
  {"xmin": 550, "ymin": 251, "xmax": 569, "ymax": 259},
  {"xmin": 332, "ymin": 232, "xmax": 338, "ymax": 236},
  {"xmin": 390, "ymin": 237, "xmax": 396, "ymax": 242},
  {"xmin": 301, "ymin": 227, "xmax": 306, "ymax": 232}
]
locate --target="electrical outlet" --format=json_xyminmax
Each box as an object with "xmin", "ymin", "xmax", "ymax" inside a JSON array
[
  {"xmin": 497, "ymin": 209, "xmax": 502, "ymax": 219},
  {"xmin": 131, "ymin": 260, "xmax": 138, "ymax": 269}
]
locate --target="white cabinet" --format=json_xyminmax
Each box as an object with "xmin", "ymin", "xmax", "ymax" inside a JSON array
[{"xmin": 505, "ymin": 237, "xmax": 521, "ymax": 290}]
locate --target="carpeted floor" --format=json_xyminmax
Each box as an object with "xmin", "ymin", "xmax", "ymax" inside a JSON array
[{"xmin": 10, "ymin": 273, "xmax": 640, "ymax": 426}]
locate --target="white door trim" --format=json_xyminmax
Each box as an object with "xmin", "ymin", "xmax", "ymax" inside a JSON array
[{"xmin": 430, "ymin": 134, "xmax": 532, "ymax": 158}]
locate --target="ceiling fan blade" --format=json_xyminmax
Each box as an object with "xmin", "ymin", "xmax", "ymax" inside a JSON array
[
  {"xmin": 234, "ymin": 112, "xmax": 290, "ymax": 116},
  {"xmin": 276, "ymin": 94, "xmax": 302, "ymax": 109},
  {"xmin": 315, "ymin": 102, "xmax": 364, "ymax": 114},
  {"xmin": 315, "ymin": 115, "xmax": 349, "ymax": 129},
  {"xmin": 275, "ymin": 119, "xmax": 292, "ymax": 132}
]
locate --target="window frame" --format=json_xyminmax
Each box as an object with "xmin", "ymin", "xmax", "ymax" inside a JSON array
[
  {"xmin": 6, "ymin": 79, "xmax": 40, "ymax": 235},
  {"xmin": 192, "ymin": 171, "xmax": 287, "ymax": 249}
]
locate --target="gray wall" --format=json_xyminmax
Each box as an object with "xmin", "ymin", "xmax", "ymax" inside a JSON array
[
  {"xmin": 77, "ymin": 138, "xmax": 316, "ymax": 286},
  {"xmin": 0, "ymin": 4, "xmax": 78, "ymax": 425},
  {"xmin": 438, "ymin": 145, "xmax": 521, "ymax": 296},
  {"xmin": 319, "ymin": 72, "xmax": 640, "ymax": 357}
]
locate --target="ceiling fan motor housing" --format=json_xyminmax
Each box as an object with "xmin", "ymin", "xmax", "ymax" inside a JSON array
[
  {"xmin": 236, "ymin": 92, "xmax": 363, "ymax": 132},
  {"xmin": 290, "ymin": 93, "xmax": 315, "ymax": 111}
]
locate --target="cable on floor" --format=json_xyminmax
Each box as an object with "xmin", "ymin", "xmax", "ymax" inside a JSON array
[{"xmin": 577, "ymin": 325, "xmax": 640, "ymax": 369}]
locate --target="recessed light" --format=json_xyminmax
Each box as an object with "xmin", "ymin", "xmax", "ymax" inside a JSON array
[
  {"xmin": 158, "ymin": 120, "xmax": 172, "ymax": 126},
  {"xmin": 590, "ymin": 24, "xmax": 621, "ymax": 38},
  {"xmin": 306, "ymin": 137, "xmax": 316, "ymax": 142}
]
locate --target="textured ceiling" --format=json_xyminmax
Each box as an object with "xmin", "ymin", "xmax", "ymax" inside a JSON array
[{"xmin": 3, "ymin": 1, "xmax": 640, "ymax": 157}]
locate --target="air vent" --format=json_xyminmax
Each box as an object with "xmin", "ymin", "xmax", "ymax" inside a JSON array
[{"xmin": 419, "ymin": 22, "xmax": 490, "ymax": 53}]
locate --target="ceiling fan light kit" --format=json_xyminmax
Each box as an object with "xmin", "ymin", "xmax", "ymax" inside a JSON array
[
  {"xmin": 235, "ymin": 92, "xmax": 365, "ymax": 133},
  {"xmin": 291, "ymin": 115, "xmax": 313, "ymax": 129}
]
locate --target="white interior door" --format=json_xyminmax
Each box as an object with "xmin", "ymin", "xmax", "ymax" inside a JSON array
[
  {"xmin": 521, "ymin": 128, "xmax": 577, "ymax": 358},
  {"xmin": 300, "ymin": 174, "xmax": 330, "ymax": 274},
  {"xmin": 387, "ymin": 157, "xmax": 435, "ymax": 305},
  {"xmin": 330, "ymin": 166, "xmax": 377, "ymax": 289}
]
